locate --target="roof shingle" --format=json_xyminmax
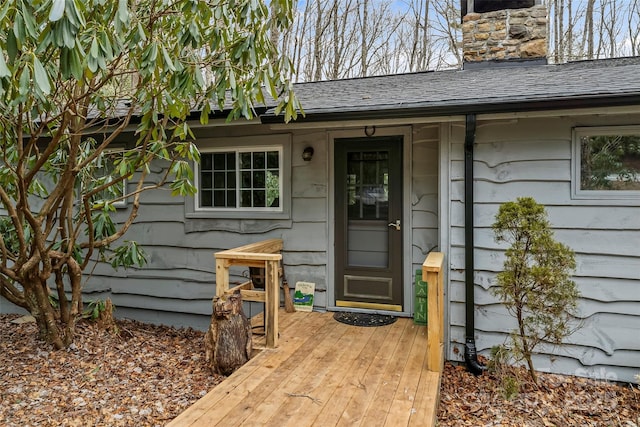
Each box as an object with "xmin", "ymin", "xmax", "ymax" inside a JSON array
[{"xmin": 263, "ymin": 56, "xmax": 640, "ymax": 121}]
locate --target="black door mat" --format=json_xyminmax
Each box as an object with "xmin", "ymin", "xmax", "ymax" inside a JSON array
[{"xmin": 333, "ymin": 312, "xmax": 397, "ymax": 327}]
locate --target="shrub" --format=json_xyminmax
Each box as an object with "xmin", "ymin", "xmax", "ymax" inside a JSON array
[{"xmin": 492, "ymin": 197, "xmax": 580, "ymax": 385}]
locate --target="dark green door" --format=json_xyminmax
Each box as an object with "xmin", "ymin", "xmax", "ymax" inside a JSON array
[{"xmin": 334, "ymin": 137, "xmax": 403, "ymax": 311}]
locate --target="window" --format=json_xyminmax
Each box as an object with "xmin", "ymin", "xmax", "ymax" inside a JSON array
[
  {"xmin": 81, "ymin": 148, "xmax": 127, "ymax": 208},
  {"xmin": 197, "ymin": 147, "xmax": 283, "ymax": 211},
  {"xmin": 573, "ymin": 126, "xmax": 640, "ymax": 200}
]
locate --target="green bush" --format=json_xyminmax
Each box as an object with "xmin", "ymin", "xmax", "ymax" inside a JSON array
[{"xmin": 492, "ymin": 197, "xmax": 580, "ymax": 385}]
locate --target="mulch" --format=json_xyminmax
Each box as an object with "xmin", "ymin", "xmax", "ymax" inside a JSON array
[
  {"xmin": 0, "ymin": 314, "xmax": 223, "ymax": 427},
  {"xmin": 1, "ymin": 313, "xmax": 638, "ymax": 426},
  {"xmin": 438, "ymin": 361, "xmax": 640, "ymax": 426}
]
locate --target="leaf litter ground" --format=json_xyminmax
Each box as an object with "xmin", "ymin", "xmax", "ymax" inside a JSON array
[
  {"xmin": 1, "ymin": 314, "xmax": 223, "ymax": 426},
  {"xmin": 1, "ymin": 314, "xmax": 639, "ymax": 426},
  {"xmin": 438, "ymin": 362, "xmax": 640, "ymax": 426}
]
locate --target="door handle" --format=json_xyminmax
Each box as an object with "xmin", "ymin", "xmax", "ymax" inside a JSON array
[{"xmin": 388, "ymin": 219, "xmax": 401, "ymax": 231}]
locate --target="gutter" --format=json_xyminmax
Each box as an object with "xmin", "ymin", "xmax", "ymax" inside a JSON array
[
  {"xmin": 259, "ymin": 93, "xmax": 640, "ymax": 124},
  {"xmin": 463, "ymin": 114, "xmax": 486, "ymax": 375}
]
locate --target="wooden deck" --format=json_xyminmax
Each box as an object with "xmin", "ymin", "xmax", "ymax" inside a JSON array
[{"xmin": 167, "ymin": 310, "xmax": 442, "ymax": 427}]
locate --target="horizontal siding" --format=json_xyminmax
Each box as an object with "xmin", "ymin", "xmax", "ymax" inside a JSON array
[
  {"xmin": 448, "ymin": 114, "xmax": 640, "ymax": 384},
  {"xmin": 16, "ymin": 124, "xmax": 439, "ymax": 333},
  {"xmin": 60, "ymin": 125, "xmax": 332, "ymax": 328},
  {"xmin": 411, "ymin": 125, "xmax": 440, "ymax": 283}
]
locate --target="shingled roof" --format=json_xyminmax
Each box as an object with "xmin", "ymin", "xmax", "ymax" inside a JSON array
[{"xmin": 261, "ymin": 56, "xmax": 640, "ymax": 123}]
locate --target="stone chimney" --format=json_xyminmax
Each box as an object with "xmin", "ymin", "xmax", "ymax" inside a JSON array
[{"xmin": 462, "ymin": 0, "xmax": 547, "ymax": 65}]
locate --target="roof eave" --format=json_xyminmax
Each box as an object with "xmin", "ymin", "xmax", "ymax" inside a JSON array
[{"xmin": 260, "ymin": 93, "xmax": 640, "ymax": 124}]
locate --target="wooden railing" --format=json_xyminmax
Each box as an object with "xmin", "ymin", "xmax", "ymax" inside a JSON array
[
  {"xmin": 422, "ymin": 252, "xmax": 445, "ymax": 372},
  {"xmin": 214, "ymin": 239, "xmax": 283, "ymax": 348}
]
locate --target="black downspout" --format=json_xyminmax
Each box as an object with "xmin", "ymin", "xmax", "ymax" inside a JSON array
[{"xmin": 463, "ymin": 113, "xmax": 487, "ymax": 375}]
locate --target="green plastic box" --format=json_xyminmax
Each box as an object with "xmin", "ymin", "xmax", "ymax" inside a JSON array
[{"xmin": 414, "ymin": 269, "xmax": 428, "ymax": 325}]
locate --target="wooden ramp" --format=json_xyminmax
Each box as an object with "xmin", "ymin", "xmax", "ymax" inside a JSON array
[{"xmin": 167, "ymin": 310, "xmax": 441, "ymax": 427}]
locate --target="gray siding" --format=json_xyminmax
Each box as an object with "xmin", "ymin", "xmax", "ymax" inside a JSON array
[
  {"xmin": 46, "ymin": 123, "xmax": 440, "ymax": 331},
  {"xmin": 448, "ymin": 114, "xmax": 640, "ymax": 383},
  {"xmin": 411, "ymin": 125, "xmax": 440, "ymax": 274}
]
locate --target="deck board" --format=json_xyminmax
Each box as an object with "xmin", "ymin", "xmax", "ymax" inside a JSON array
[{"xmin": 167, "ymin": 310, "xmax": 441, "ymax": 427}]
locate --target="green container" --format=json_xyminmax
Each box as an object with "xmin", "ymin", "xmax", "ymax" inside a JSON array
[{"xmin": 414, "ymin": 269, "xmax": 428, "ymax": 325}]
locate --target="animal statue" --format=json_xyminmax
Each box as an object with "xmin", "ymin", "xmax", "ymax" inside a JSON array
[{"xmin": 204, "ymin": 290, "xmax": 253, "ymax": 376}]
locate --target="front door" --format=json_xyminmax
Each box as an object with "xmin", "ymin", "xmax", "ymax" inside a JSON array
[{"xmin": 334, "ymin": 136, "xmax": 403, "ymax": 311}]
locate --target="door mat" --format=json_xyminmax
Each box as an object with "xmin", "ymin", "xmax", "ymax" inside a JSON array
[{"xmin": 333, "ymin": 312, "xmax": 397, "ymax": 327}]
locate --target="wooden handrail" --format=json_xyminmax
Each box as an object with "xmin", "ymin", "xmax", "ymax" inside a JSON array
[
  {"xmin": 214, "ymin": 239, "xmax": 283, "ymax": 348},
  {"xmin": 422, "ymin": 252, "xmax": 444, "ymax": 372}
]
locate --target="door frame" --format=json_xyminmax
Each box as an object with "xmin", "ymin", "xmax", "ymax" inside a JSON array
[{"xmin": 327, "ymin": 126, "xmax": 413, "ymax": 316}]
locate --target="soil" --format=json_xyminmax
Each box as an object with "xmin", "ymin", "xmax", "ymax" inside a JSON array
[{"xmin": 1, "ymin": 314, "xmax": 638, "ymax": 426}]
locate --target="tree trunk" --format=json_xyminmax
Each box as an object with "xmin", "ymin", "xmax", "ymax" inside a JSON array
[
  {"xmin": 360, "ymin": 0, "xmax": 369, "ymax": 77},
  {"xmin": 585, "ymin": 0, "xmax": 595, "ymax": 59},
  {"xmin": 313, "ymin": 0, "xmax": 324, "ymax": 81},
  {"xmin": 204, "ymin": 291, "xmax": 252, "ymax": 376}
]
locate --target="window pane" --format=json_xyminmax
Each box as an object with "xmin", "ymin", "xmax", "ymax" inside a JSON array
[
  {"xmin": 201, "ymin": 172, "xmax": 212, "ymax": 189},
  {"xmin": 201, "ymin": 153, "xmax": 212, "ymax": 170},
  {"xmin": 213, "ymin": 190, "xmax": 226, "ymax": 207},
  {"xmin": 581, "ymin": 134, "xmax": 640, "ymax": 190},
  {"xmin": 241, "ymin": 171, "xmax": 252, "ymax": 189},
  {"xmin": 267, "ymin": 151, "xmax": 279, "ymax": 168},
  {"xmin": 241, "ymin": 190, "xmax": 252, "ymax": 207},
  {"xmin": 225, "ymin": 152, "xmax": 233, "ymax": 166},
  {"xmin": 213, "ymin": 153, "xmax": 226, "ymax": 170},
  {"xmin": 253, "ymin": 171, "xmax": 265, "ymax": 188},
  {"xmin": 227, "ymin": 171, "xmax": 236, "ymax": 189},
  {"xmin": 267, "ymin": 170, "xmax": 279, "ymax": 207},
  {"xmin": 253, "ymin": 152, "xmax": 265, "ymax": 169},
  {"xmin": 240, "ymin": 152, "xmax": 251, "ymax": 169},
  {"xmin": 253, "ymin": 190, "xmax": 266, "ymax": 207},
  {"xmin": 201, "ymin": 191, "xmax": 212, "ymax": 207},
  {"xmin": 213, "ymin": 172, "xmax": 225, "ymax": 189},
  {"xmin": 227, "ymin": 190, "xmax": 236, "ymax": 207},
  {"xmin": 347, "ymin": 150, "xmax": 389, "ymax": 220},
  {"xmin": 93, "ymin": 151, "xmax": 127, "ymax": 206}
]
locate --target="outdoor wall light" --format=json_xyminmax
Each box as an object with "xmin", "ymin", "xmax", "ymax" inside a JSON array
[{"xmin": 302, "ymin": 146, "xmax": 314, "ymax": 161}]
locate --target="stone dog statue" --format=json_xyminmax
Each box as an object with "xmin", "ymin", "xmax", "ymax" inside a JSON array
[{"xmin": 204, "ymin": 290, "xmax": 252, "ymax": 376}]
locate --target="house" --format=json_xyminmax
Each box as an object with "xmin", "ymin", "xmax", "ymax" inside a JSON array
[{"xmin": 3, "ymin": 0, "xmax": 639, "ymax": 384}]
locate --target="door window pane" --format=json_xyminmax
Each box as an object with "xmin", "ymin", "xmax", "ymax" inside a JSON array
[{"xmin": 347, "ymin": 151, "xmax": 389, "ymax": 220}]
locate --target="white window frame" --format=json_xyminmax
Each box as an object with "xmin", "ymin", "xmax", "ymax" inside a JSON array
[
  {"xmin": 572, "ymin": 126, "xmax": 640, "ymax": 203},
  {"xmin": 186, "ymin": 134, "xmax": 291, "ymax": 220},
  {"xmin": 195, "ymin": 146, "xmax": 283, "ymax": 212}
]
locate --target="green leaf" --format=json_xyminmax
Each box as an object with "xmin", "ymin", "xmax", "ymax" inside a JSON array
[
  {"xmin": 6, "ymin": 31, "xmax": 18, "ymax": 64},
  {"xmin": 161, "ymin": 45, "xmax": 175, "ymax": 72},
  {"xmin": 33, "ymin": 56, "xmax": 51, "ymax": 95},
  {"xmin": 69, "ymin": 47, "xmax": 83, "ymax": 80},
  {"xmin": 90, "ymin": 37, "xmax": 99, "ymax": 58},
  {"xmin": 0, "ymin": 1, "xmax": 10, "ymax": 21},
  {"xmin": 62, "ymin": 18, "xmax": 75, "ymax": 48},
  {"xmin": 0, "ymin": 53, "xmax": 10, "ymax": 78},
  {"xmin": 49, "ymin": 0, "xmax": 65, "ymax": 22},
  {"xmin": 18, "ymin": 66, "xmax": 30, "ymax": 95},
  {"xmin": 13, "ymin": 13, "xmax": 25, "ymax": 44},
  {"xmin": 20, "ymin": 2, "xmax": 37, "ymax": 38},
  {"xmin": 117, "ymin": 0, "xmax": 129, "ymax": 23}
]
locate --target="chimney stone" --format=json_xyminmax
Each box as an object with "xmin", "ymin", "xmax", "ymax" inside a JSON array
[{"xmin": 462, "ymin": 4, "xmax": 547, "ymax": 64}]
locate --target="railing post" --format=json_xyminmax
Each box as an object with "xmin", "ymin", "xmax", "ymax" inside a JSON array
[
  {"xmin": 214, "ymin": 239, "xmax": 283, "ymax": 348},
  {"xmin": 215, "ymin": 258, "xmax": 230, "ymax": 297},
  {"xmin": 423, "ymin": 252, "xmax": 444, "ymax": 372},
  {"xmin": 265, "ymin": 259, "xmax": 280, "ymax": 348}
]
